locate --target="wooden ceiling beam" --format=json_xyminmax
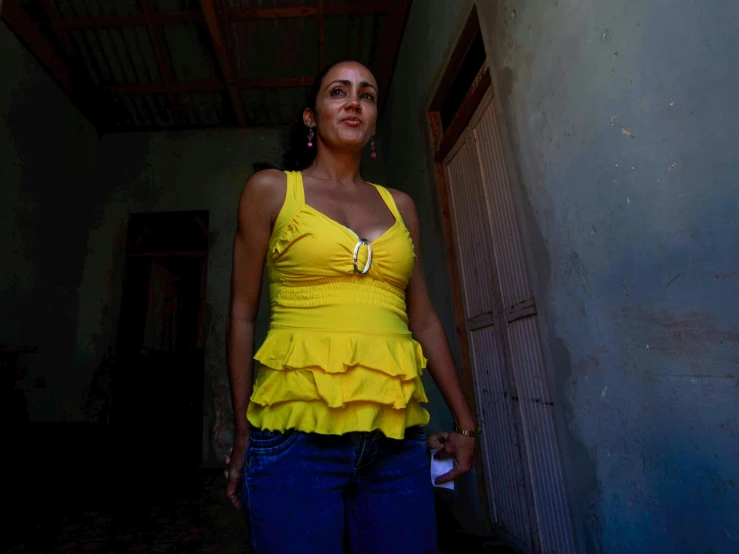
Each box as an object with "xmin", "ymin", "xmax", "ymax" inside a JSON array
[
  {"xmin": 0, "ymin": 0, "xmax": 109, "ymax": 129},
  {"xmin": 229, "ymin": 1, "xmax": 392, "ymax": 20},
  {"xmin": 140, "ymin": 0, "xmax": 182, "ymax": 125},
  {"xmin": 38, "ymin": 0, "xmax": 75, "ymax": 57},
  {"xmin": 110, "ymin": 79, "xmax": 224, "ymax": 95},
  {"xmin": 1, "ymin": 0, "xmax": 73, "ymax": 91},
  {"xmin": 374, "ymin": 0, "xmax": 412, "ymax": 113},
  {"xmin": 200, "ymin": 0, "xmax": 246, "ymax": 127},
  {"xmin": 53, "ymin": 11, "xmax": 203, "ymax": 30},
  {"xmin": 108, "ymin": 76, "xmax": 315, "ymax": 95},
  {"xmin": 51, "ymin": 1, "xmax": 393, "ymax": 30}
]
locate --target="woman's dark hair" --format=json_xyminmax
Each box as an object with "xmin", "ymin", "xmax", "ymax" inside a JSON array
[{"xmin": 283, "ymin": 60, "xmax": 378, "ymax": 171}]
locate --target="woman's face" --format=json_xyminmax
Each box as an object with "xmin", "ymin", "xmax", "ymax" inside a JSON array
[{"xmin": 305, "ymin": 62, "xmax": 379, "ymax": 152}]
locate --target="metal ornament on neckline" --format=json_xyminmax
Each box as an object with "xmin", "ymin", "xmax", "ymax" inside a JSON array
[{"xmin": 352, "ymin": 239, "xmax": 373, "ymax": 275}]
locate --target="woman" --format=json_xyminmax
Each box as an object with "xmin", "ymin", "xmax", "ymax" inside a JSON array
[{"xmin": 225, "ymin": 60, "xmax": 480, "ymax": 553}]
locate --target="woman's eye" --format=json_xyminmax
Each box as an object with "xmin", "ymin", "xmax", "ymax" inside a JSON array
[
  {"xmin": 361, "ymin": 92, "xmax": 375, "ymax": 101},
  {"xmin": 331, "ymin": 88, "xmax": 346, "ymax": 96}
]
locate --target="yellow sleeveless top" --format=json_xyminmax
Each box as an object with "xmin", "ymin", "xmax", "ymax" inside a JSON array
[{"xmin": 246, "ymin": 171, "xmax": 430, "ymax": 439}]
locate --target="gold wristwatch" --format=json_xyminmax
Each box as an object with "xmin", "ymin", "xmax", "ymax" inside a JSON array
[{"xmin": 453, "ymin": 422, "xmax": 482, "ymax": 438}]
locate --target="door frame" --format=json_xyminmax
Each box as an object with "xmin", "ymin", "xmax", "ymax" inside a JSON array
[
  {"xmin": 114, "ymin": 209, "xmax": 209, "ymax": 467},
  {"xmin": 442, "ymin": 89, "xmax": 543, "ymax": 550},
  {"xmin": 425, "ymin": 5, "xmax": 582, "ymax": 552},
  {"xmin": 421, "ymin": 6, "xmax": 494, "ymax": 521}
]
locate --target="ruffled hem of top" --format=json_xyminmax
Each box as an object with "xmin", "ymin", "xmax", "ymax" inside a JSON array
[
  {"xmin": 250, "ymin": 366, "xmax": 428, "ymax": 409},
  {"xmin": 254, "ymin": 327, "xmax": 427, "ymax": 379},
  {"xmin": 247, "ymin": 400, "xmax": 430, "ymax": 440}
]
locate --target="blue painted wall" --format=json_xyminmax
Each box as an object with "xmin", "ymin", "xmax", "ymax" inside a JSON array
[{"xmin": 385, "ymin": 0, "xmax": 739, "ymax": 552}]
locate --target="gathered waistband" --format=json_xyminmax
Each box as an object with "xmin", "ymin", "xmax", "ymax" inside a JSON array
[{"xmin": 268, "ymin": 277, "xmax": 410, "ymax": 333}]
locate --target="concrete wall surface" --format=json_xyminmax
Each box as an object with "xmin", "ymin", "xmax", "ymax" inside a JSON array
[
  {"xmin": 384, "ymin": 0, "xmax": 739, "ymax": 552},
  {"xmin": 0, "ymin": 21, "xmax": 100, "ymax": 421},
  {"xmin": 2, "ymin": 13, "xmax": 387, "ymax": 467},
  {"xmin": 83, "ymin": 131, "xmax": 386, "ymax": 465},
  {"xmin": 5, "ymin": 0, "xmax": 739, "ymax": 548}
]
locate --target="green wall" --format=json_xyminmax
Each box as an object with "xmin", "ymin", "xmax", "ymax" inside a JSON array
[
  {"xmin": 2, "ymin": 14, "xmax": 388, "ymax": 467},
  {"xmin": 380, "ymin": 0, "xmax": 464, "ymax": 435},
  {"xmin": 379, "ymin": 0, "xmax": 466, "ymax": 452},
  {"xmin": 378, "ymin": 0, "xmax": 479, "ymax": 521},
  {"xmin": 81, "ymin": 129, "xmax": 281, "ymax": 465},
  {"xmin": 0, "ymin": 21, "xmax": 99, "ymax": 421}
]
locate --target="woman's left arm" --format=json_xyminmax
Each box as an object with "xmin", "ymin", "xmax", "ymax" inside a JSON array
[{"xmin": 393, "ymin": 190, "xmax": 477, "ymax": 484}]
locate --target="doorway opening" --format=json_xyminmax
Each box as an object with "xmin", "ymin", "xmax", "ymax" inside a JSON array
[
  {"xmin": 113, "ymin": 210, "xmax": 209, "ymax": 477},
  {"xmin": 427, "ymin": 7, "xmax": 576, "ymax": 553}
]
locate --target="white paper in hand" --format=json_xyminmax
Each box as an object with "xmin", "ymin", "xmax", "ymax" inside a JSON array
[{"xmin": 430, "ymin": 448, "xmax": 455, "ymax": 490}]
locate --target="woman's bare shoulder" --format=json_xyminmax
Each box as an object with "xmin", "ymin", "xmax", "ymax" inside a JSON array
[
  {"xmin": 385, "ymin": 188, "xmax": 418, "ymax": 221},
  {"xmin": 240, "ymin": 169, "xmax": 287, "ymax": 216},
  {"xmin": 244, "ymin": 169, "xmax": 286, "ymax": 196}
]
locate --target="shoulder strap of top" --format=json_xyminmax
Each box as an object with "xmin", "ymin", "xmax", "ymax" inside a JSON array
[
  {"xmin": 284, "ymin": 170, "xmax": 305, "ymax": 205},
  {"xmin": 291, "ymin": 170, "xmax": 306, "ymax": 204},
  {"xmin": 272, "ymin": 171, "xmax": 304, "ymax": 239},
  {"xmin": 371, "ymin": 183, "xmax": 405, "ymax": 224}
]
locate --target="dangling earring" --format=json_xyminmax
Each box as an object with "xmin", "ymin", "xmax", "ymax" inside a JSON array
[
  {"xmin": 370, "ymin": 137, "xmax": 377, "ymax": 159},
  {"xmin": 307, "ymin": 127, "xmax": 315, "ymax": 148}
]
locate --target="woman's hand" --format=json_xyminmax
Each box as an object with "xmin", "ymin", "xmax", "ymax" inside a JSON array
[
  {"xmin": 426, "ymin": 431, "xmax": 449, "ymax": 451},
  {"xmin": 432, "ymin": 432, "xmax": 475, "ymax": 484},
  {"xmin": 224, "ymin": 431, "xmax": 250, "ymax": 508}
]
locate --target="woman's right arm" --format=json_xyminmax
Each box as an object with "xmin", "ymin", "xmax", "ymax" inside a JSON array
[{"xmin": 225, "ymin": 169, "xmax": 285, "ymax": 507}]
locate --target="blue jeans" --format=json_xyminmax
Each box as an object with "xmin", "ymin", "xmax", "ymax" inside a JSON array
[{"xmin": 241, "ymin": 426, "xmax": 437, "ymax": 553}]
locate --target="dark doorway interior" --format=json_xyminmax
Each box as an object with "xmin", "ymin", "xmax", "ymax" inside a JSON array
[{"xmin": 113, "ymin": 210, "xmax": 209, "ymax": 481}]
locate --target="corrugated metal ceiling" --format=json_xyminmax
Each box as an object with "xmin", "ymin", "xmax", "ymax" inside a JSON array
[{"xmin": 3, "ymin": 0, "xmax": 406, "ymax": 132}]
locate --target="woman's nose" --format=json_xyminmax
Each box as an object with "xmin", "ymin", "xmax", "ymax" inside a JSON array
[{"xmin": 346, "ymin": 94, "xmax": 361, "ymax": 110}]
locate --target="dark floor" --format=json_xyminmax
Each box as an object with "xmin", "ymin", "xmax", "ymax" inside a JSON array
[
  {"xmin": 2, "ymin": 423, "xmax": 513, "ymax": 554},
  {"xmin": 4, "ymin": 473, "xmax": 251, "ymax": 554},
  {"xmin": 3, "ymin": 472, "xmax": 515, "ymax": 554}
]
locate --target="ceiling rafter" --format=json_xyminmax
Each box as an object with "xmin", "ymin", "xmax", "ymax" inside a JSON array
[
  {"xmin": 38, "ymin": 0, "xmax": 75, "ymax": 57},
  {"xmin": 374, "ymin": 0, "xmax": 413, "ymax": 112},
  {"xmin": 0, "ymin": 0, "xmax": 110, "ymax": 129},
  {"xmin": 4, "ymin": 0, "xmax": 407, "ymax": 130},
  {"xmin": 200, "ymin": 0, "xmax": 246, "ymax": 126},
  {"xmin": 1, "ymin": 0, "xmax": 73, "ymax": 90},
  {"xmin": 108, "ymin": 76, "xmax": 315, "ymax": 95},
  {"xmin": 52, "ymin": 11, "xmax": 202, "ymax": 30},
  {"xmin": 140, "ymin": 0, "xmax": 183, "ymax": 125},
  {"xmin": 50, "ymin": 1, "xmax": 393, "ymax": 30},
  {"xmin": 229, "ymin": 1, "xmax": 392, "ymax": 20}
]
